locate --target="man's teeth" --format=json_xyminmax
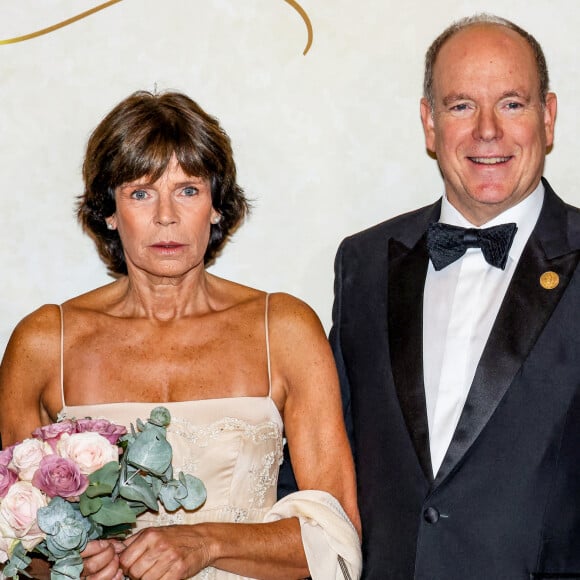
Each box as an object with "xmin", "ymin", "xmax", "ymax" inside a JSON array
[{"xmin": 471, "ymin": 156, "xmax": 510, "ymax": 164}]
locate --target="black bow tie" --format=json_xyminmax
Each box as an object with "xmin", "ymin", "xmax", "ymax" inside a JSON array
[{"xmin": 426, "ymin": 222, "xmax": 518, "ymax": 271}]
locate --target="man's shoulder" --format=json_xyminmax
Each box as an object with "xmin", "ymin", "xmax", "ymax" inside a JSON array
[{"xmin": 341, "ymin": 200, "xmax": 441, "ymax": 249}]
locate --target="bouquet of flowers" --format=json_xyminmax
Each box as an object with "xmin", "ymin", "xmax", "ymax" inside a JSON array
[{"xmin": 0, "ymin": 407, "xmax": 206, "ymax": 580}]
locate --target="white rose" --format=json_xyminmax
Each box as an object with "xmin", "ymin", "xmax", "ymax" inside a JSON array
[
  {"xmin": 0, "ymin": 481, "xmax": 47, "ymax": 548},
  {"xmin": 57, "ymin": 432, "xmax": 120, "ymax": 475},
  {"xmin": 0, "ymin": 513, "xmax": 17, "ymax": 563},
  {"xmin": 9, "ymin": 439, "xmax": 53, "ymax": 481}
]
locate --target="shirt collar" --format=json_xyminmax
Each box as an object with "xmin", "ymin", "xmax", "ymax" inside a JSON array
[{"xmin": 439, "ymin": 182, "xmax": 544, "ymax": 260}]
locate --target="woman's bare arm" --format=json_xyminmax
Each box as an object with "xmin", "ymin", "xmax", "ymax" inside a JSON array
[{"xmin": 0, "ymin": 305, "xmax": 61, "ymax": 447}]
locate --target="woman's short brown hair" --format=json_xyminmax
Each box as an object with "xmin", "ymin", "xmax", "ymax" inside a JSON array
[{"xmin": 78, "ymin": 90, "xmax": 249, "ymax": 275}]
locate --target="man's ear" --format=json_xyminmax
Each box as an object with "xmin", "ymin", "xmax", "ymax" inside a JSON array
[
  {"xmin": 420, "ymin": 97, "xmax": 436, "ymax": 153},
  {"xmin": 543, "ymin": 92, "xmax": 557, "ymax": 148}
]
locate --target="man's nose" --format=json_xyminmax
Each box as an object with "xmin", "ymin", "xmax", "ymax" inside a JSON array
[{"xmin": 473, "ymin": 108, "xmax": 503, "ymax": 141}]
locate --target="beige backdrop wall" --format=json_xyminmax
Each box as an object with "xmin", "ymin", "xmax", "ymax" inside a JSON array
[{"xmin": 1, "ymin": 0, "xmax": 579, "ymax": 355}]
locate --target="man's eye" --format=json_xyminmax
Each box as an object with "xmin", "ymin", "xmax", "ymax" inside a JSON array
[
  {"xmin": 450, "ymin": 103, "xmax": 469, "ymax": 112},
  {"xmin": 506, "ymin": 102, "xmax": 523, "ymax": 110},
  {"xmin": 182, "ymin": 187, "xmax": 198, "ymax": 196}
]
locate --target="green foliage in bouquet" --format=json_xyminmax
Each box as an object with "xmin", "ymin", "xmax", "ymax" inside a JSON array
[{"xmin": 3, "ymin": 407, "xmax": 206, "ymax": 580}]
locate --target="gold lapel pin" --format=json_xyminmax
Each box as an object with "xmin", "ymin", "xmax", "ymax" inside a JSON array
[{"xmin": 540, "ymin": 271, "xmax": 559, "ymax": 290}]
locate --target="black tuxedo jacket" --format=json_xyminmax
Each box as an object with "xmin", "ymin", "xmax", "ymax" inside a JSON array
[{"xmin": 330, "ymin": 179, "xmax": 580, "ymax": 579}]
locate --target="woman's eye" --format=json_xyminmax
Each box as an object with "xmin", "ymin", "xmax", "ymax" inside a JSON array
[
  {"xmin": 131, "ymin": 189, "xmax": 148, "ymax": 200},
  {"xmin": 182, "ymin": 186, "xmax": 198, "ymax": 196}
]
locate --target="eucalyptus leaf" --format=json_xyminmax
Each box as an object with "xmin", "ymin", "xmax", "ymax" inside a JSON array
[
  {"xmin": 158, "ymin": 481, "xmax": 181, "ymax": 511},
  {"xmin": 143, "ymin": 474, "xmax": 163, "ymax": 497},
  {"xmin": 149, "ymin": 406, "xmax": 171, "ymax": 427},
  {"xmin": 126, "ymin": 429, "xmax": 172, "ymax": 476},
  {"xmin": 84, "ymin": 482, "xmax": 113, "ymax": 498},
  {"xmin": 38, "ymin": 497, "xmax": 77, "ymax": 535},
  {"xmin": 48, "ymin": 517, "xmax": 89, "ymax": 551},
  {"xmin": 176, "ymin": 473, "xmax": 207, "ymax": 511},
  {"xmin": 119, "ymin": 469, "xmax": 159, "ymax": 510},
  {"xmin": 86, "ymin": 461, "xmax": 120, "ymax": 491},
  {"xmin": 50, "ymin": 551, "xmax": 83, "ymax": 580},
  {"xmin": 88, "ymin": 497, "xmax": 137, "ymax": 527},
  {"xmin": 3, "ymin": 541, "xmax": 31, "ymax": 579},
  {"xmin": 33, "ymin": 541, "xmax": 50, "ymax": 558},
  {"xmin": 79, "ymin": 495, "xmax": 102, "ymax": 516}
]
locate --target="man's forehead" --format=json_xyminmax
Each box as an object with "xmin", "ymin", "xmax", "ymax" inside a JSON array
[
  {"xmin": 431, "ymin": 24, "xmax": 540, "ymax": 94},
  {"xmin": 435, "ymin": 23, "xmax": 533, "ymax": 65}
]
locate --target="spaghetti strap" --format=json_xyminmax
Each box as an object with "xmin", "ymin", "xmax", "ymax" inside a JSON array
[
  {"xmin": 58, "ymin": 304, "xmax": 66, "ymax": 409},
  {"xmin": 265, "ymin": 293, "xmax": 273, "ymax": 398}
]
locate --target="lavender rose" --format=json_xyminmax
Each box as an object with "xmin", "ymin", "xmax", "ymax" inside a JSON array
[
  {"xmin": 0, "ymin": 446, "xmax": 14, "ymax": 468},
  {"xmin": 32, "ymin": 420, "xmax": 77, "ymax": 450},
  {"xmin": 0, "ymin": 465, "xmax": 18, "ymax": 498},
  {"xmin": 31, "ymin": 455, "xmax": 89, "ymax": 499},
  {"xmin": 75, "ymin": 418, "xmax": 127, "ymax": 445}
]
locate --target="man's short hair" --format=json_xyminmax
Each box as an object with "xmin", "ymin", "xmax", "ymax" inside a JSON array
[{"xmin": 423, "ymin": 13, "xmax": 550, "ymax": 109}]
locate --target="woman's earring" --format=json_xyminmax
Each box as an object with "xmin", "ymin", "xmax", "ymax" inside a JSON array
[
  {"xmin": 106, "ymin": 222, "xmax": 115, "ymax": 230},
  {"xmin": 211, "ymin": 215, "xmax": 222, "ymax": 225}
]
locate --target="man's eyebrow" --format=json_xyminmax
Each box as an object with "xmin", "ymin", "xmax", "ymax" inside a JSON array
[
  {"xmin": 441, "ymin": 90, "xmax": 531, "ymax": 107},
  {"xmin": 499, "ymin": 90, "xmax": 531, "ymax": 102},
  {"xmin": 442, "ymin": 93, "xmax": 472, "ymax": 106}
]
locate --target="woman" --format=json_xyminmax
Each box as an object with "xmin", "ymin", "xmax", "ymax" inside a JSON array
[{"xmin": 0, "ymin": 91, "xmax": 361, "ymax": 579}]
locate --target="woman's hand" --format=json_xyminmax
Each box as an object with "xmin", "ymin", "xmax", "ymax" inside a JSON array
[
  {"xmin": 119, "ymin": 525, "xmax": 211, "ymax": 580},
  {"xmin": 119, "ymin": 520, "xmax": 307, "ymax": 580},
  {"xmin": 81, "ymin": 539, "xmax": 125, "ymax": 580}
]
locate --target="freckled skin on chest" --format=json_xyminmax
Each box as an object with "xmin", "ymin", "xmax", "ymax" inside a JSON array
[{"xmin": 61, "ymin": 305, "xmax": 269, "ymax": 406}]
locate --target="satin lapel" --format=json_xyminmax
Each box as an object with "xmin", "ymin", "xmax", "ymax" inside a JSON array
[
  {"xmin": 388, "ymin": 234, "xmax": 434, "ymax": 482},
  {"xmin": 434, "ymin": 186, "xmax": 580, "ymax": 487}
]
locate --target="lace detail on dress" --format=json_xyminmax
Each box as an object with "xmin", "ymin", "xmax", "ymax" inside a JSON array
[
  {"xmin": 169, "ymin": 416, "xmax": 282, "ymax": 448},
  {"xmin": 249, "ymin": 450, "xmax": 282, "ymax": 509},
  {"xmin": 148, "ymin": 510, "xmax": 186, "ymax": 526},
  {"xmin": 168, "ymin": 416, "xmax": 283, "ymax": 511}
]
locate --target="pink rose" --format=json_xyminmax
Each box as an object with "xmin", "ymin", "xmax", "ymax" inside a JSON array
[
  {"xmin": 0, "ymin": 446, "xmax": 14, "ymax": 467},
  {"xmin": 75, "ymin": 418, "xmax": 127, "ymax": 445},
  {"xmin": 32, "ymin": 420, "xmax": 77, "ymax": 449},
  {"xmin": 57, "ymin": 432, "xmax": 120, "ymax": 475},
  {"xmin": 0, "ymin": 465, "xmax": 18, "ymax": 498},
  {"xmin": 9, "ymin": 439, "xmax": 53, "ymax": 481},
  {"xmin": 31, "ymin": 455, "xmax": 88, "ymax": 499},
  {"xmin": 0, "ymin": 481, "xmax": 47, "ymax": 548}
]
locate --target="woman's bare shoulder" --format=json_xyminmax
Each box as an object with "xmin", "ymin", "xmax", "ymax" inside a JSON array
[
  {"xmin": 0, "ymin": 304, "xmax": 62, "ymax": 410},
  {"xmin": 8, "ymin": 303, "xmax": 62, "ymax": 352},
  {"xmin": 6, "ymin": 281, "xmax": 120, "ymax": 355},
  {"xmin": 267, "ymin": 292, "xmax": 324, "ymax": 333}
]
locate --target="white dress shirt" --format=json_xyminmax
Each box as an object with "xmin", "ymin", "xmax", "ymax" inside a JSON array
[{"xmin": 423, "ymin": 183, "xmax": 544, "ymax": 476}]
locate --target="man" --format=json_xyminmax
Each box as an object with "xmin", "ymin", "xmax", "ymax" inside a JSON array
[{"xmin": 331, "ymin": 14, "xmax": 580, "ymax": 579}]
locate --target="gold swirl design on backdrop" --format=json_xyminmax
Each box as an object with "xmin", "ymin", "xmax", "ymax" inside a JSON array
[
  {"xmin": 284, "ymin": 0, "xmax": 313, "ymax": 55},
  {"xmin": 0, "ymin": 0, "xmax": 123, "ymax": 45},
  {"xmin": 0, "ymin": 0, "xmax": 314, "ymax": 54}
]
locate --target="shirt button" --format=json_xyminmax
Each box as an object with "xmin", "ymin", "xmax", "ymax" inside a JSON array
[{"xmin": 423, "ymin": 507, "xmax": 440, "ymax": 524}]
